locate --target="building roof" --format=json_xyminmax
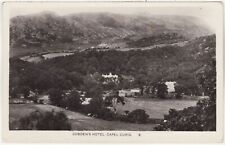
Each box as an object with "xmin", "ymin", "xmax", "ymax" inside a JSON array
[
  {"xmin": 102, "ymin": 72, "xmax": 118, "ymax": 78},
  {"xmin": 38, "ymin": 95, "xmax": 49, "ymax": 100}
]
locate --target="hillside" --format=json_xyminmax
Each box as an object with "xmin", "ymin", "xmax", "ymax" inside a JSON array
[
  {"xmin": 10, "ymin": 12, "xmax": 212, "ymax": 56},
  {"xmin": 10, "ymin": 34, "xmax": 216, "ymax": 97},
  {"xmin": 10, "ymin": 104, "xmax": 156, "ymax": 130}
]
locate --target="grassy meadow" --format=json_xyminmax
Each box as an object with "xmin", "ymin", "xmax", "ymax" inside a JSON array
[{"xmin": 9, "ymin": 98, "xmax": 198, "ymax": 130}]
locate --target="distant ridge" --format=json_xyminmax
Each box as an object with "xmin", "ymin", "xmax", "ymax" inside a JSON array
[{"xmin": 10, "ymin": 12, "xmax": 212, "ymax": 56}]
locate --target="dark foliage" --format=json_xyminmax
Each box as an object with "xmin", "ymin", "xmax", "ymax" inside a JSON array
[
  {"xmin": 174, "ymin": 85, "xmax": 184, "ymax": 99},
  {"xmin": 154, "ymin": 51, "xmax": 216, "ymax": 131},
  {"xmin": 154, "ymin": 98, "xmax": 216, "ymax": 131},
  {"xmin": 127, "ymin": 33, "xmax": 186, "ymax": 47},
  {"xmin": 48, "ymin": 88, "xmax": 64, "ymax": 106},
  {"xmin": 126, "ymin": 109, "xmax": 149, "ymax": 123},
  {"xmin": 156, "ymin": 82, "xmax": 168, "ymax": 99},
  {"xmin": 10, "ymin": 35, "xmax": 215, "ymax": 98},
  {"xmin": 86, "ymin": 97, "xmax": 104, "ymax": 115},
  {"xmin": 64, "ymin": 90, "xmax": 82, "ymax": 111},
  {"xmin": 19, "ymin": 111, "xmax": 71, "ymax": 130}
]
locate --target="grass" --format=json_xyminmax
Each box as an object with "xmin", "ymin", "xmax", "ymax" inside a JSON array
[
  {"xmin": 9, "ymin": 98, "xmax": 198, "ymax": 130},
  {"xmin": 9, "ymin": 104, "xmax": 156, "ymax": 131},
  {"xmin": 114, "ymin": 98, "xmax": 198, "ymax": 119}
]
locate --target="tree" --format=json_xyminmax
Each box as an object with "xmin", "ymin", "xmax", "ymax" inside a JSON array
[
  {"xmin": 174, "ymin": 85, "xmax": 184, "ymax": 99},
  {"xmin": 86, "ymin": 85, "xmax": 103, "ymax": 98},
  {"xmin": 157, "ymin": 82, "xmax": 168, "ymax": 99},
  {"xmin": 134, "ymin": 74, "xmax": 147, "ymax": 95},
  {"xmin": 87, "ymin": 97, "xmax": 104, "ymax": 115},
  {"xmin": 19, "ymin": 110, "xmax": 71, "ymax": 130},
  {"xmin": 103, "ymin": 82, "xmax": 117, "ymax": 90},
  {"xmin": 154, "ymin": 58, "xmax": 216, "ymax": 131},
  {"xmin": 65, "ymin": 90, "xmax": 82, "ymax": 111},
  {"xmin": 48, "ymin": 88, "xmax": 64, "ymax": 106},
  {"xmin": 82, "ymin": 75, "xmax": 103, "ymax": 98},
  {"xmin": 126, "ymin": 109, "xmax": 149, "ymax": 124}
]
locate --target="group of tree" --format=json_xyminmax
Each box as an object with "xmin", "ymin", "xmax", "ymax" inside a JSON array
[
  {"xmin": 127, "ymin": 33, "xmax": 186, "ymax": 47},
  {"xmin": 10, "ymin": 35, "xmax": 215, "ymax": 100},
  {"xmin": 18, "ymin": 110, "xmax": 71, "ymax": 130},
  {"xmin": 154, "ymin": 53, "xmax": 216, "ymax": 131}
]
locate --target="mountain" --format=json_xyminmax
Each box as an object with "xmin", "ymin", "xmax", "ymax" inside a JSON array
[{"xmin": 10, "ymin": 12, "xmax": 212, "ymax": 56}]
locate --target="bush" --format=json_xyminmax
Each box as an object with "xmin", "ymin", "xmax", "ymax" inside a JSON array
[
  {"xmin": 174, "ymin": 85, "xmax": 184, "ymax": 99},
  {"xmin": 154, "ymin": 99, "xmax": 216, "ymax": 131},
  {"xmin": 19, "ymin": 110, "xmax": 71, "ymax": 130},
  {"xmin": 96, "ymin": 108, "xmax": 116, "ymax": 121},
  {"xmin": 155, "ymin": 57, "xmax": 216, "ymax": 131},
  {"xmin": 86, "ymin": 97, "xmax": 104, "ymax": 114},
  {"xmin": 64, "ymin": 90, "xmax": 82, "ymax": 111},
  {"xmin": 83, "ymin": 97, "xmax": 117, "ymax": 120},
  {"xmin": 157, "ymin": 82, "xmax": 168, "ymax": 99},
  {"xmin": 126, "ymin": 109, "xmax": 149, "ymax": 124},
  {"xmin": 48, "ymin": 88, "xmax": 64, "ymax": 106}
]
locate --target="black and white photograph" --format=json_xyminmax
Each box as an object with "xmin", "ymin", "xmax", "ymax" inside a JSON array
[{"xmin": 1, "ymin": 1, "xmax": 224, "ymax": 143}]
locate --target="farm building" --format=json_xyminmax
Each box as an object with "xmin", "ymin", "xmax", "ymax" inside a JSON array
[
  {"xmin": 97, "ymin": 43, "xmax": 109, "ymax": 49},
  {"xmin": 130, "ymin": 88, "xmax": 141, "ymax": 95},
  {"xmin": 9, "ymin": 98, "xmax": 33, "ymax": 104},
  {"xmin": 37, "ymin": 95, "xmax": 50, "ymax": 105},
  {"xmin": 119, "ymin": 90, "xmax": 133, "ymax": 97},
  {"xmin": 119, "ymin": 88, "xmax": 141, "ymax": 97}
]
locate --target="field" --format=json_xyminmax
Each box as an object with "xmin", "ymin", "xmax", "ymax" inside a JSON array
[
  {"xmin": 115, "ymin": 98, "xmax": 198, "ymax": 119},
  {"xmin": 9, "ymin": 104, "xmax": 156, "ymax": 131},
  {"xmin": 42, "ymin": 52, "xmax": 74, "ymax": 59},
  {"xmin": 9, "ymin": 98, "xmax": 198, "ymax": 130}
]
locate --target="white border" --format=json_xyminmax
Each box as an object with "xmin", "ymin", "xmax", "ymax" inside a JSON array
[{"xmin": 1, "ymin": 1, "xmax": 224, "ymax": 143}]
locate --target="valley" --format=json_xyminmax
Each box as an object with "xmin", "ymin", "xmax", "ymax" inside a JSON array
[{"xmin": 9, "ymin": 11, "xmax": 216, "ymax": 131}]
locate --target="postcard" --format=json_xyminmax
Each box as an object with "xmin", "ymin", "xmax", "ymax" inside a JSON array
[{"xmin": 1, "ymin": 1, "xmax": 224, "ymax": 143}]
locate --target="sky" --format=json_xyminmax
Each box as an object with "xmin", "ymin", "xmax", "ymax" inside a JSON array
[{"xmin": 8, "ymin": 2, "xmax": 222, "ymax": 32}]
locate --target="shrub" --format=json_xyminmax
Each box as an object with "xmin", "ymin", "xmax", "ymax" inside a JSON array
[
  {"xmin": 97, "ymin": 108, "xmax": 116, "ymax": 121},
  {"xmin": 48, "ymin": 88, "xmax": 64, "ymax": 106},
  {"xmin": 64, "ymin": 90, "xmax": 82, "ymax": 111},
  {"xmin": 87, "ymin": 97, "xmax": 104, "ymax": 114},
  {"xmin": 157, "ymin": 82, "xmax": 168, "ymax": 99},
  {"xmin": 19, "ymin": 110, "xmax": 71, "ymax": 130},
  {"xmin": 126, "ymin": 109, "xmax": 149, "ymax": 124},
  {"xmin": 155, "ymin": 56, "xmax": 216, "ymax": 131},
  {"xmin": 174, "ymin": 85, "xmax": 184, "ymax": 99},
  {"xmin": 154, "ymin": 99, "xmax": 216, "ymax": 131}
]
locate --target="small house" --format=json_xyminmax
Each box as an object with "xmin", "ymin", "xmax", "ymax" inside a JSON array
[
  {"xmin": 37, "ymin": 95, "xmax": 50, "ymax": 105},
  {"xmin": 118, "ymin": 89, "xmax": 141, "ymax": 97},
  {"xmin": 9, "ymin": 98, "xmax": 33, "ymax": 104},
  {"xmin": 130, "ymin": 88, "xmax": 141, "ymax": 96},
  {"xmin": 119, "ymin": 89, "xmax": 133, "ymax": 97}
]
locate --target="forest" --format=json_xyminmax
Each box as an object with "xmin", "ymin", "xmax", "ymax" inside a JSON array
[{"xmin": 10, "ymin": 34, "xmax": 215, "ymax": 98}]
